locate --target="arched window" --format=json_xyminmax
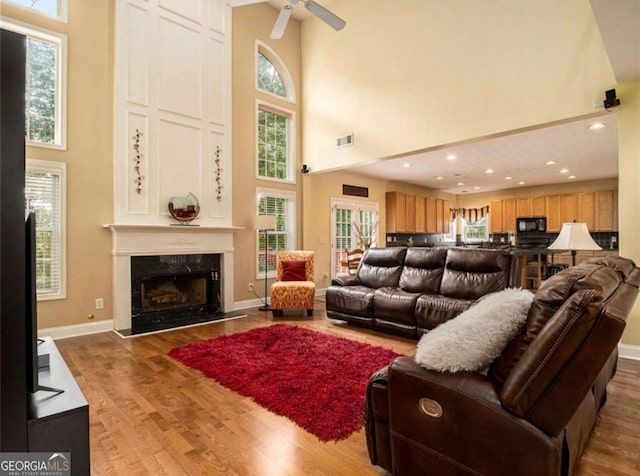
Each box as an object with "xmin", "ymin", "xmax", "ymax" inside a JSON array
[
  {"xmin": 257, "ymin": 52, "xmax": 286, "ymax": 97},
  {"xmin": 255, "ymin": 41, "xmax": 295, "ymax": 102}
]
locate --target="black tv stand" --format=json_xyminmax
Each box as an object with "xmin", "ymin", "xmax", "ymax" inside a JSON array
[{"xmin": 28, "ymin": 337, "xmax": 90, "ymax": 474}]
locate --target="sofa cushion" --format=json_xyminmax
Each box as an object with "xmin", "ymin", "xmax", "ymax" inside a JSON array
[
  {"xmin": 440, "ymin": 248, "xmax": 512, "ymax": 300},
  {"xmin": 399, "ymin": 248, "xmax": 448, "ymax": 293},
  {"xmin": 357, "ymin": 247, "xmax": 407, "ymax": 289},
  {"xmin": 415, "ymin": 294, "xmax": 474, "ymax": 334},
  {"xmin": 373, "ymin": 287, "xmax": 421, "ymax": 328},
  {"xmin": 415, "ymin": 288, "xmax": 534, "ymax": 372},
  {"xmin": 325, "ymin": 285, "xmax": 376, "ymax": 318}
]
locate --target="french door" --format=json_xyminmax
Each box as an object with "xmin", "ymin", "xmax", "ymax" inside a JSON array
[{"xmin": 330, "ymin": 198, "xmax": 379, "ymax": 277}]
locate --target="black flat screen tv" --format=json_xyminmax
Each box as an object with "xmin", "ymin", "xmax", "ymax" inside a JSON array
[{"xmin": 25, "ymin": 212, "xmax": 62, "ymax": 395}]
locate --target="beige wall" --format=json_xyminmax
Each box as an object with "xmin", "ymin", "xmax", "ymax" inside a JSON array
[
  {"xmin": 2, "ymin": 1, "xmax": 114, "ymax": 328},
  {"xmin": 617, "ymin": 79, "xmax": 640, "ymax": 346},
  {"xmin": 301, "ymin": 0, "xmax": 616, "ymax": 172},
  {"xmin": 231, "ymin": 4, "xmax": 302, "ymax": 302}
]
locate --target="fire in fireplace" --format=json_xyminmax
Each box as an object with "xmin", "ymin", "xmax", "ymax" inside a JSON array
[{"xmin": 131, "ymin": 254, "xmax": 222, "ymax": 334}]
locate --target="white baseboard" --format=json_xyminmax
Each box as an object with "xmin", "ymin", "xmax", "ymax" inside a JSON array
[
  {"xmin": 39, "ymin": 319, "xmax": 114, "ymax": 340},
  {"xmin": 619, "ymin": 343, "xmax": 640, "ymax": 361}
]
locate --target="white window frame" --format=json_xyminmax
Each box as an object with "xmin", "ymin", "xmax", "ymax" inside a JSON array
[
  {"xmin": 256, "ymin": 99, "xmax": 296, "ymax": 184},
  {"xmin": 256, "ymin": 188, "xmax": 297, "ymax": 280},
  {"xmin": 0, "ymin": 0, "xmax": 68, "ymax": 22},
  {"xmin": 330, "ymin": 198, "xmax": 379, "ymax": 277},
  {"xmin": 462, "ymin": 215, "xmax": 489, "ymax": 243},
  {"xmin": 0, "ymin": 16, "xmax": 67, "ymax": 150},
  {"xmin": 255, "ymin": 40, "xmax": 295, "ymax": 104},
  {"xmin": 25, "ymin": 158, "xmax": 67, "ymax": 301}
]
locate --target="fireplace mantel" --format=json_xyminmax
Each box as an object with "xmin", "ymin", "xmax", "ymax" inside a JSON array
[{"xmin": 105, "ymin": 223, "xmax": 240, "ymax": 331}]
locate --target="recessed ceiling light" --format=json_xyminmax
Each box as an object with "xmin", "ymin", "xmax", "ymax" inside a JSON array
[
  {"xmin": 436, "ymin": 176, "xmax": 444, "ymax": 180},
  {"xmin": 518, "ymin": 181, "xmax": 526, "ymax": 185},
  {"xmin": 589, "ymin": 122, "xmax": 605, "ymax": 130},
  {"xmin": 447, "ymin": 154, "xmax": 457, "ymax": 161},
  {"xmin": 504, "ymin": 176, "xmax": 512, "ymax": 180},
  {"xmin": 457, "ymin": 182, "xmax": 464, "ymax": 186},
  {"xmin": 402, "ymin": 163, "xmax": 411, "ymax": 168},
  {"xmin": 473, "ymin": 186, "xmax": 480, "ymax": 190},
  {"xmin": 485, "ymin": 168, "xmax": 494, "ymax": 174},
  {"xmin": 568, "ymin": 175, "xmax": 576, "ymax": 179},
  {"xmin": 560, "ymin": 168, "xmax": 569, "ymax": 174},
  {"xmin": 545, "ymin": 160, "xmax": 556, "ymax": 165}
]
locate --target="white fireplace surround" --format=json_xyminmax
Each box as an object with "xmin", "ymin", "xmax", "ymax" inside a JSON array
[{"xmin": 106, "ymin": 224, "xmax": 238, "ymax": 331}]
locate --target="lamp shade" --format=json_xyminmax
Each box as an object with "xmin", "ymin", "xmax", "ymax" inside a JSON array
[
  {"xmin": 256, "ymin": 215, "xmax": 276, "ymax": 231},
  {"xmin": 547, "ymin": 223, "xmax": 602, "ymax": 251}
]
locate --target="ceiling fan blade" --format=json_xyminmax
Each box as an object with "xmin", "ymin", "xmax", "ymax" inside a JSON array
[
  {"xmin": 271, "ymin": 6, "xmax": 293, "ymax": 39},
  {"xmin": 304, "ymin": 0, "xmax": 346, "ymax": 31},
  {"xmin": 226, "ymin": 0, "xmax": 267, "ymax": 7}
]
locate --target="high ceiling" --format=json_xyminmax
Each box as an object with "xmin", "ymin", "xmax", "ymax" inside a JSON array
[{"xmin": 262, "ymin": 0, "xmax": 638, "ymax": 194}]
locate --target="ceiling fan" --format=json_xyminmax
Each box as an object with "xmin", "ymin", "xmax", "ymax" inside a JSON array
[{"xmin": 227, "ymin": 0, "xmax": 346, "ymax": 39}]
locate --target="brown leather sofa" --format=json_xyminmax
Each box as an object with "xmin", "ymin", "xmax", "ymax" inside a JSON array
[
  {"xmin": 326, "ymin": 247, "xmax": 520, "ymax": 337},
  {"xmin": 365, "ymin": 256, "xmax": 640, "ymax": 475}
]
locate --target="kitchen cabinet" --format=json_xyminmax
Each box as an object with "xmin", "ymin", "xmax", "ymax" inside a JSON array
[
  {"xmin": 502, "ymin": 198, "xmax": 517, "ymax": 232},
  {"xmin": 406, "ymin": 194, "xmax": 416, "ymax": 233},
  {"xmin": 415, "ymin": 195, "xmax": 426, "ymax": 232},
  {"xmin": 386, "ymin": 192, "xmax": 407, "ymax": 233},
  {"xmin": 546, "ymin": 195, "xmax": 563, "ymax": 232},
  {"xmin": 530, "ymin": 196, "xmax": 546, "ymax": 216},
  {"xmin": 562, "ymin": 194, "xmax": 578, "ymax": 224},
  {"xmin": 426, "ymin": 198, "xmax": 437, "ymax": 233},
  {"xmin": 490, "ymin": 200, "xmax": 503, "ymax": 234},
  {"xmin": 595, "ymin": 190, "xmax": 616, "ymax": 231},
  {"xmin": 436, "ymin": 199, "xmax": 444, "ymax": 233},
  {"xmin": 577, "ymin": 193, "xmax": 595, "ymax": 230},
  {"xmin": 516, "ymin": 198, "xmax": 530, "ymax": 217}
]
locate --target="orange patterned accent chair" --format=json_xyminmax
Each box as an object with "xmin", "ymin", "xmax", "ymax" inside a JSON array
[{"xmin": 270, "ymin": 251, "xmax": 315, "ymax": 317}]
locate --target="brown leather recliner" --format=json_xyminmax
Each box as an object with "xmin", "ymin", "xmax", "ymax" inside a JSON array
[{"xmin": 365, "ymin": 256, "xmax": 640, "ymax": 475}]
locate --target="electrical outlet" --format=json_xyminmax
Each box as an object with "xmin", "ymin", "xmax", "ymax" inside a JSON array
[
  {"xmin": 95, "ymin": 298, "xmax": 104, "ymax": 310},
  {"xmin": 248, "ymin": 283, "xmax": 254, "ymax": 292}
]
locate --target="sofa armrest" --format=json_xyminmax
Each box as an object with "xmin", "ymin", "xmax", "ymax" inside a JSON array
[
  {"xmin": 331, "ymin": 275, "xmax": 360, "ymax": 286},
  {"xmin": 385, "ymin": 357, "xmax": 563, "ymax": 475}
]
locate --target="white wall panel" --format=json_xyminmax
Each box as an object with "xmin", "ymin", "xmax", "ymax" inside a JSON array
[
  {"xmin": 126, "ymin": 3, "xmax": 150, "ymax": 105},
  {"xmin": 159, "ymin": 0, "xmax": 202, "ymax": 24},
  {"xmin": 158, "ymin": 119, "xmax": 202, "ymax": 215},
  {"xmin": 208, "ymin": 37, "xmax": 225, "ymax": 126},
  {"xmin": 209, "ymin": 0, "xmax": 226, "ymax": 35},
  {"xmin": 127, "ymin": 113, "xmax": 150, "ymax": 213},
  {"xmin": 159, "ymin": 18, "xmax": 202, "ymax": 119}
]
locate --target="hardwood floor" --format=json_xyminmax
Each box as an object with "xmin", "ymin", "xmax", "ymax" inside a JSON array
[{"xmin": 55, "ymin": 304, "xmax": 640, "ymax": 475}]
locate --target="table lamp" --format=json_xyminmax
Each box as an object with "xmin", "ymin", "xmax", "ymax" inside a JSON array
[
  {"xmin": 256, "ymin": 215, "xmax": 277, "ymax": 310},
  {"xmin": 547, "ymin": 222, "xmax": 602, "ymax": 266}
]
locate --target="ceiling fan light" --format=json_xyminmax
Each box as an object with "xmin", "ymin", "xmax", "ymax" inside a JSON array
[
  {"xmin": 305, "ymin": 0, "xmax": 346, "ymax": 31},
  {"xmin": 271, "ymin": 5, "xmax": 292, "ymax": 39}
]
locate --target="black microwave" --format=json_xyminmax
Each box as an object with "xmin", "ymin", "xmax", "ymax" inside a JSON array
[{"xmin": 517, "ymin": 217, "xmax": 547, "ymax": 233}]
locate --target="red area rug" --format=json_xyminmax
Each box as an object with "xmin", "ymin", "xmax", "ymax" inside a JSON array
[{"xmin": 168, "ymin": 324, "xmax": 402, "ymax": 441}]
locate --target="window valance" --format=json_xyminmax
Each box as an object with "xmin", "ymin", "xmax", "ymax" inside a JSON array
[{"xmin": 452, "ymin": 206, "xmax": 490, "ymax": 224}]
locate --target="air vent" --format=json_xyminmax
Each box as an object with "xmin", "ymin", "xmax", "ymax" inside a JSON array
[{"xmin": 336, "ymin": 133, "xmax": 354, "ymax": 148}]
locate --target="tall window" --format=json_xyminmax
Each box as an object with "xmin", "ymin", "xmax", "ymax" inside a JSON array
[
  {"xmin": 257, "ymin": 189, "xmax": 296, "ymax": 279},
  {"xmin": 257, "ymin": 103, "xmax": 294, "ymax": 182},
  {"xmin": 0, "ymin": 18, "xmax": 67, "ymax": 148},
  {"xmin": 25, "ymin": 159, "xmax": 66, "ymax": 300},
  {"xmin": 331, "ymin": 199, "xmax": 379, "ymax": 276}
]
